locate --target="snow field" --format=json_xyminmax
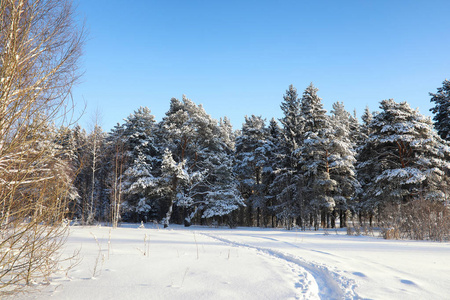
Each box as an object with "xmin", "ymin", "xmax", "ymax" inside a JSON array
[{"xmin": 15, "ymin": 224, "xmax": 450, "ymax": 300}]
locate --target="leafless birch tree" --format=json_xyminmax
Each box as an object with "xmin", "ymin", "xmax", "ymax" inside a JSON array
[{"xmin": 0, "ymin": 0, "xmax": 84, "ymax": 295}]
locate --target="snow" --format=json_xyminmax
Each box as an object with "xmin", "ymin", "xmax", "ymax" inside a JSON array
[{"xmin": 15, "ymin": 224, "xmax": 450, "ymax": 300}]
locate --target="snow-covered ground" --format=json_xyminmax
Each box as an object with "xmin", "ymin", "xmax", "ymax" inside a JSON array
[{"xmin": 15, "ymin": 224, "xmax": 450, "ymax": 300}]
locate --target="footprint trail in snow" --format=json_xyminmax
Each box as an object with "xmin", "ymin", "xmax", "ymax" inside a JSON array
[{"xmin": 201, "ymin": 233, "xmax": 361, "ymax": 300}]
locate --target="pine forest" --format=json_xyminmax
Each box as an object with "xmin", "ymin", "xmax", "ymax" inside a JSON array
[{"xmin": 30, "ymin": 82, "xmax": 450, "ymax": 241}]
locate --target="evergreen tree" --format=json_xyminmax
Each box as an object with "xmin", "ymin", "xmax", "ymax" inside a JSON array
[
  {"xmin": 219, "ymin": 116, "xmax": 236, "ymax": 150},
  {"xmin": 271, "ymin": 85, "xmax": 303, "ymax": 228},
  {"xmin": 348, "ymin": 109, "xmax": 362, "ymax": 151},
  {"xmin": 159, "ymin": 96, "xmax": 243, "ymax": 227},
  {"xmin": 70, "ymin": 125, "xmax": 89, "ymax": 220},
  {"xmin": 298, "ymin": 83, "xmax": 334, "ymax": 229},
  {"xmin": 360, "ymin": 106, "xmax": 373, "ymax": 145},
  {"xmin": 329, "ymin": 102, "xmax": 359, "ymax": 227},
  {"xmin": 279, "ymin": 84, "xmax": 302, "ymax": 159},
  {"xmin": 265, "ymin": 118, "xmax": 283, "ymax": 227},
  {"xmin": 119, "ymin": 107, "xmax": 160, "ymax": 222},
  {"xmin": 430, "ymin": 79, "xmax": 450, "ymax": 140},
  {"xmin": 357, "ymin": 99, "xmax": 450, "ymax": 217},
  {"xmin": 234, "ymin": 115, "xmax": 272, "ymax": 227}
]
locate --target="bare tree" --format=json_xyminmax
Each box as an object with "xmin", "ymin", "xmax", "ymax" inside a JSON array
[
  {"xmin": 85, "ymin": 110, "xmax": 104, "ymax": 224},
  {"xmin": 111, "ymin": 139, "xmax": 125, "ymax": 228},
  {"xmin": 0, "ymin": 0, "xmax": 84, "ymax": 295}
]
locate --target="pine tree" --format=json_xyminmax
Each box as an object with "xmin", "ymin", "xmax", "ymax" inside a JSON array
[
  {"xmin": 234, "ymin": 115, "xmax": 272, "ymax": 227},
  {"xmin": 119, "ymin": 107, "xmax": 160, "ymax": 222},
  {"xmin": 199, "ymin": 144, "xmax": 243, "ymax": 227},
  {"xmin": 357, "ymin": 99, "xmax": 450, "ymax": 217},
  {"xmin": 329, "ymin": 102, "xmax": 359, "ymax": 227},
  {"xmin": 219, "ymin": 116, "xmax": 236, "ymax": 150},
  {"xmin": 159, "ymin": 96, "xmax": 243, "ymax": 227},
  {"xmin": 430, "ymin": 79, "xmax": 450, "ymax": 140}
]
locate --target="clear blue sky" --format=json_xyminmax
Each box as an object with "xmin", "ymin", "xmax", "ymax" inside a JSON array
[{"xmin": 73, "ymin": 0, "xmax": 450, "ymax": 132}]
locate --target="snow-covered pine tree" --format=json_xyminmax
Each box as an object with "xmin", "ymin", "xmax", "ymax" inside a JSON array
[
  {"xmin": 430, "ymin": 79, "xmax": 450, "ymax": 140},
  {"xmin": 234, "ymin": 115, "xmax": 272, "ymax": 227},
  {"xmin": 118, "ymin": 107, "xmax": 160, "ymax": 222},
  {"xmin": 158, "ymin": 96, "xmax": 243, "ymax": 227},
  {"xmin": 298, "ymin": 83, "xmax": 335, "ymax": 229},
  {"xmin": 329, "ymin": 102, "xmax": 359, "ymax": 227},
  {"xmin": 199, "ymin": 140, "xmax": 244, "ymax": 228},
  {"xmin": 265, "ymin": 118, "xmax": 283, "ymax": 227},
  {"xmin": 357, "ymin": 99, "xmax": 450, "ymax": 219},
  {"xmin": 178, "ymin": 111, "xmax": 243, "ymax": 227},
  {"xmin": 271, "ymin": 85, "xmax": 303, "ymax": 229}
]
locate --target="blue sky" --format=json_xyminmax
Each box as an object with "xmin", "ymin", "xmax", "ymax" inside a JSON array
[{"xmin": 73, "ymin": 0, "xmax": 450, "ymax": 132}]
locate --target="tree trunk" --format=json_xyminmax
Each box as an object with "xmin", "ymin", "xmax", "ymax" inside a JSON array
[
  {"xmin": 164, "ymin": 197, "xmax": 173, "ymax": 228},
  {"xmin": 326, "ymin": 212, "xmax": 330, "ymax": 228},
  {"xmin": 164, "ymin": 176, "xmax": 178, "ymax": 228},
  {"xmin": 330, "ymin": 212, "xmax": 336, "ymax": 228},
  {"xmin": 247, "ymin": 199, "xmax": 253, "ymax": 226},
  {"xmin": 321, "ymin": 210, "xmax": 326, "ymax": 228},
  {"xmin": 314, "ymin": 213, "xmax": 319, "ymax": 231},
  {"xmin": 257, "ymin": 207, "xmax": 260, "ymax": 227}
]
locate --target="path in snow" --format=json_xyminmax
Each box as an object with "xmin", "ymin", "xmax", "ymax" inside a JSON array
[
  {"xmin": 201, "ymin": 232, "xmax": 360, "ymax": 300},
  {"xmin": 194, "ymin": 227, "xmax": 450, "ymax": 300}
]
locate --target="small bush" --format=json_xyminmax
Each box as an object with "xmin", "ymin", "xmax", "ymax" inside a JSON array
[
  {"xmin": 380, "ymin": 200, "xmax": 450, "ymax": 241},
  {"xmin": 382, "ymin": 228, "xmax": 400, "ymax": 240}
]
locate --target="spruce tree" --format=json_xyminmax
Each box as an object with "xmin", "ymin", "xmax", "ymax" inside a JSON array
[
  {"xmin": 119, "ymin": 107, "xmax": 160, "ymax": 222},
  {"xmin": 279, "ymin": 84, "xmax": 302, "ymax": 159},
  {"xmin": 360, "ymin": 106, "xmax": 373, "ymax": 144},
  {"xmin": 265, "ymin": 118, "xmax": 283, "ymax": 227},
  {"xmin": 298, "ymin": 83, "xmax": 334, "ymax": 229},
  {"xmin": 329, "ymin": 102, "xmax": 359, "ymax": 227},
  {"xmin": 234, "ymin": 115, "xmax": 272, "ymax": 227},
  {"xmin": 271, "ymin": 85, "xmax": 303, "ymax": 228}
]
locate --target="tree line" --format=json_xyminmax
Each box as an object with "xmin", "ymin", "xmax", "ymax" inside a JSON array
[
  {"xmin": 50, "ymin": 82, "xmax": 450, "ymax": 238},
  {"xmin": 3, "ymin": 0, "xmax": 449, "ymax": 294}
]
